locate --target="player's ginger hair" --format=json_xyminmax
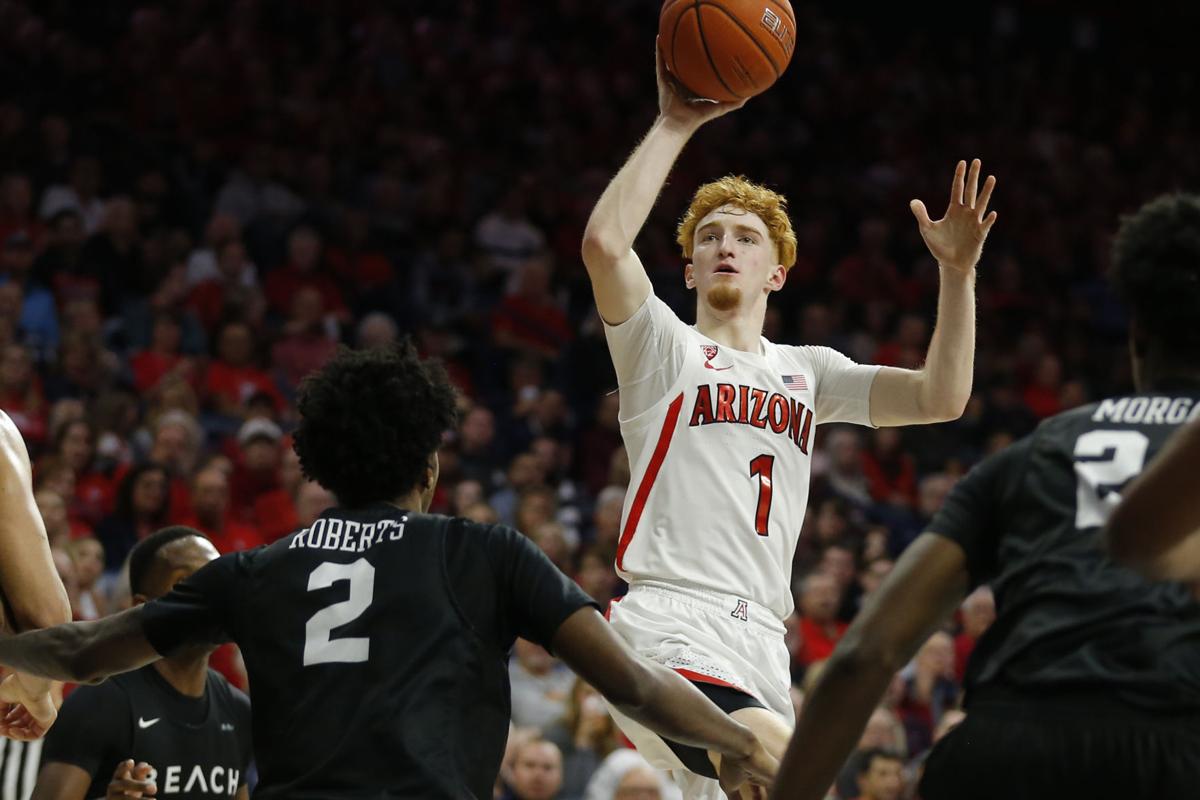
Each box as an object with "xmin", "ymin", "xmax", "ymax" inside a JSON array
[{"xmin": 676, "ymin": 175, "xmax": 798, "ymax": 270}]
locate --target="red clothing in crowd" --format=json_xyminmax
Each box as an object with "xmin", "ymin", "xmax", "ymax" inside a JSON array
[
  {"xmin": 327, "ymin": 248, "xmax": 394, "ymax": 292},
  {"xmin": 186, "ymin": 280, "xmax": 230, "ymax": 332},
  {"xmin": 204, "ymin": 361, "xmax": 283, "ymax": 411},
  {"xmin": 177, "ymin": 514, "xmax": 265, "ymax": 554},
  {"xmin": 129, "ymin": 350, "xmax": 190, "ymax": 394},
  {"xmin": 0, "ymin": 392, "xmax": 46, "ymax": 446},
  {"xmin": 862, "ymin": 450, "xmax": 918, "ymax": 506},
  {"xmin": 795, "ymin": 615, "xmax": 848, "ymax": 668},
  {"xmin": 253, "ymin": 488, "xmax": 299, "ymax": 543},
  {"xmin": 1023, "ymin": 383, "xmax": 1062, "ymax": 419},
  {"xmin": 491, "ymin": 295, "xmax": 573, "ymax": 356},
  {"xmin": 263, "ymin": 265, "xmax": 347, "ymax": 318}
]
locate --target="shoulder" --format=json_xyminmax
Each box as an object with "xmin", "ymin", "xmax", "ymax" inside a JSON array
[
  {"xmin": 207, "ymin": 669, "xmax": 252, "ymax": 715},
  {"xmin": 61, "ymin": 670, "xmax": 135, "ymax": 714}
]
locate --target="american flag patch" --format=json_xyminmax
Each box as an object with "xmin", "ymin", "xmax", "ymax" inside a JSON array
[{"xmin": 782, "ymin": 374, "xmax": 808, "ymax": 391}]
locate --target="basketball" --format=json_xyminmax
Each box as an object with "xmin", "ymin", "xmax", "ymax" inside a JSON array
[{"xmin": 659, "ymin": 0, "xmax": 796, "ymax": 103}]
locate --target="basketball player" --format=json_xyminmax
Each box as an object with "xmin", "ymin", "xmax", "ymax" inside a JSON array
[
  {"xmin": 579, "ymin": 43, "xmax": 996, "ymax": 795},
  {"xmin": 0, "ymin": 343, "xmax": 776, "ymax": 799},
  {"xmin": 772, "ymin": 193, "xmax": 1200, "ymax": 800},
  {"xmin": 33, "ymin": 526, "xmax": 252, "ymax": 800},
  {"xmin": 1105, "ymin": 415, "xmax": 1200, "ymax": 579},
  {"xmin": 0, "ymin": 410, "xmax": 72, "ymax": 740}
]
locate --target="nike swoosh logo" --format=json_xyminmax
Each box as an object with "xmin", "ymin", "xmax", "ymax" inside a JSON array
[
  {"xmin": 704, "ymin": 362, "xmax": 733, "ymax": 371},
  {"xmin": 138, "ymin": 717, "xmax": 160, "ymax": 729}
]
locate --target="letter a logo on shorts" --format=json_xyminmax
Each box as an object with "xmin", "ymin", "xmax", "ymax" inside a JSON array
[{"xmin": 731, "ymin": 599, "xmax": 749, "ymax": 622}]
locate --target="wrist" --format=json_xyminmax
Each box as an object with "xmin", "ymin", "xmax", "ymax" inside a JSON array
[
  {"xmin": 724, "ymin": 721, "xmax": 757, "ymax": 761},
  {"xmin": 938, "ymin": 263, "xmax": 977, "ymax": 284},
  {"xmin": 656, "ymin": 113, "xmax": 701, "ymax": 137}
]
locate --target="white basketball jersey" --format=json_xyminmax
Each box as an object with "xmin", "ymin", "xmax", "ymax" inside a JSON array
[{"xmin": 604, "ymin": 295, "xmax": 879, "ymax": 620}]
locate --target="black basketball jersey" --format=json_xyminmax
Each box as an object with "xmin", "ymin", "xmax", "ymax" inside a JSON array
[
  {"xmin": 140, "ymin": 505, "xmax": 596, "ymax": 800},
  {"xmin": 40, "ymin": 665, "xmax": 252, "ymax": 799},
  {"xmin": 929, "ymin": 390, "xmax": 1200, "ymax": 713}
]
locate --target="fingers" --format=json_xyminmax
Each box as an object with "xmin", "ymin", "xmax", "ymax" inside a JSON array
[
  {"xmin": 976, "ymin": 174, "xmax": 997, "ymax": 217},
  {"xmin": 910, "ymin": 199, "xmax": 933, "ymax": 229},
  {"xmin": 113, "ymin": 760, "xmax": 136, "ymax": 780},
  {"xmin": 949, "ymin": 160, "xmax": 966, "ymax": 207},
  {"xmin": 983, "ymin": 209, "xmax": 998, "ymax": 233},
  {"xmin": 965, "ymin": 158, "xmax": 981, "ymax": 206}
]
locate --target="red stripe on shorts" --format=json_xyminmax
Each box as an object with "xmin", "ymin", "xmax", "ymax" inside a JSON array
[
  {"xmin": 615, "ymin": 392, "xmax": 685, "ymax": 571},
  {"xmin": 672, "ymin": 668, "xmax": 741, "ymax": 692}
]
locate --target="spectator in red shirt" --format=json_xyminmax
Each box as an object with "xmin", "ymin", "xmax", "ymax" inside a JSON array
[
  {"xmin": 271, "ymin": 285, "xmax": 338, "ymax": 391},
  {"xmin": 50, "ymin": 417, "xmax": 115, "ymax": 525},
  {"xmin": 129, "ymin": 312, "xmax": 196, "ymax": 394},
  {"xmin": 229, "ymin": 417, "xmax": 283, "ymax": 522},
  {"xmin": 1023, "ymin": 352, "xmax": 1064, "ymax": 419},
  {"xmin": 179, "ymin": 464, "xmax": 264, "ymax": 553},
  {"xmin": 94, "ymin": 462, "xmax": 171, "ymax": 572},
  {"xmin": 862, "ymin": 428, "xmax": 918, "ymax": 508},
  {"xmin": 326, "ymin": 207, "xmax": 395, "ymax": 303},
  {"xmin": 492, "ymin": 254, "xmax": 572, "ymax": 360},
  {"xmin": 897, "ymin": 631, "xmax": 959, "ymax": 758},
  {"xmin": 187, "ymin": 237, "xmax": 265, "ymax": 333},
  {"xmin": 0, "ymin": 171, "xmax": 45, "ymax": 249},
  {"xmin": 0, "ymin": 341, "xmax": 47, "ymax": 444},
  {"xmin": 203, "ymin": 318, "xmax": 283, "ymax": 418},
  {"xmin": 792, "ymin": 571, "xmax": 848, "ymax": 673},
  {"xmin": 263, "ymin": 224, "xmax": 348, "ymax": 321},
  {"xmin": 147, "ymin": 408, "xmax": 202, "ymax": 519},
  {"xmin": 954, "ymin": 585, "xmax": 996, "ymax": 682}
]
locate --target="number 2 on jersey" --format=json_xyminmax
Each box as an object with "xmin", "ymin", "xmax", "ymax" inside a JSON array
[
  {"xmin": 1073, "ymin": 430, "xmax": 1149, "ymax": 529},
  {"xmin": 303, "ymin": 559, "xmax": 375, "ymax": 666},
  {"xmin": 749, "ymin": 454, "xmax": 774, "ymax": 536}
]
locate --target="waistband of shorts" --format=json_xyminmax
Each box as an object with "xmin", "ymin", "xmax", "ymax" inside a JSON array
[{"xmin": 624, "ymin": 580, "xmax": 785, "ymax": 635}]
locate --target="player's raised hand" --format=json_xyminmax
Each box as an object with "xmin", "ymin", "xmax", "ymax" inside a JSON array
[
  {"xmin": 107, "ymin": 760, "xmax": 158, "ymax": 799},
  {"xmin": 910, "ymin": 159, "xmax": 998, "ymax": 274},
  {"xmin": 0, "ymin": 672, "xmax": 58, "ymax": 740},
  {"xmin": 656, "ymin": 38, "xmax": 747, "ymax": 129}
]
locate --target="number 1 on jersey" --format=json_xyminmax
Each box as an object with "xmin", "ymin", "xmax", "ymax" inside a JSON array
[{"xmin": 749, "ymin": 454, "xmax": 774, "ymax": 537}]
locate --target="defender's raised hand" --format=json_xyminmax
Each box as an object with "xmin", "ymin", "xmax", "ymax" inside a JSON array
[
  {"xmin": 910, "ymin": 159, "xmax": 998, "ymax": 274},
  {"xmin": 656, "ymin": 37, "xmax": 747, "ymax": 129}
]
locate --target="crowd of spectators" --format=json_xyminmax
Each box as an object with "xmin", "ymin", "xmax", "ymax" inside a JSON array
[{"xmin": 1, "ymin": 1, "xmax": 1197, "ymax": 797}]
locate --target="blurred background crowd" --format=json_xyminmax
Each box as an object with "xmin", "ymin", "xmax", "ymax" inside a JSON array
[{"xmin": 1, "ymin": 1, "xmax": 1197, "ymax": 798}]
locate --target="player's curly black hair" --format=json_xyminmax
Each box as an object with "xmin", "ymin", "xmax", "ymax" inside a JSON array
[
  {"xmin": 1110, "ymin": 193, "xmax": 1200, "ymax": 362},
  {"xmin": 293, "ymin": 341, "xmax": 459, "ymax": 508}
]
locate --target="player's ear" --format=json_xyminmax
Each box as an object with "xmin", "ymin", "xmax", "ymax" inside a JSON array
[
  {"xmin": 767, "ymin": 263, "xmax": 787, "ymax": 292},
  {"xmin": 131, "ymin": 594, "xmax": 149, "ymax": 608},
  {"xmin": 684, "ymin": 263, "xmax": 696, "ymax": 289}
]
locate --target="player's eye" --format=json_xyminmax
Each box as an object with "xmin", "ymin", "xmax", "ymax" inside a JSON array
[
  {"xmin": 703, "ymin": 233, "xmax": 718, "ymax": 241},
  {"xmin": 740, "ymin": 236, "xmax": 756, "ymax": 244}
]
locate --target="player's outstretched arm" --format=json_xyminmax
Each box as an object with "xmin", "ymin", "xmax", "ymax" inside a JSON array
[
  {"xmin": 552, "ymin": 607, "xmax": 777, "ymax": 794},
  {"xmin": 868, "ymin": 160, "xmax": 997, "ymax": 427},
  {"xmin": 1106, "ymin": 417, "xmax": 1200, "ymax": 580},
  {"xmin": 771, "ymin": 534, "xmax": 969, "ymax": 800},
  {"xmin": 0, "ymin": 608, "xmax": 161, "ymax": 686},
  {"xmin": 0, "ymin": 412, "xmax": 72, "ymax": 632},
  {"xmin": 581, "ymin": 39, "xmax": 745, "ymax": 325}
]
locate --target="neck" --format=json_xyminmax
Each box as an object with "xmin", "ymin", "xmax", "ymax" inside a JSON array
[
  {"xmin": 388, "ymin": 487, "xmax": 426, "ymax": 513},
  {"xmin": 695, "ymin": 300, "xmax": 768, "ymax": 353},
  {"xmin": 1138, "ymin": 349, "xmax": 1200, "ymax": 392},
  {"xmin": 154, "ymin": 652, "xmax": 209, "ymax": 697}
]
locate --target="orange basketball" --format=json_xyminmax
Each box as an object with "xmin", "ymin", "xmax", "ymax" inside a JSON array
[{"xmin": 660, "ymin": 0, "xmax": 796, "ymax": 103}]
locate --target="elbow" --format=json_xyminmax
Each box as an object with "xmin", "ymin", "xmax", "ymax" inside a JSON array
[
  {"xmin": 580, "ymin": 227, "xmax": 623, "ymax": 272},
  {"xmin": 11, "ymin": 591, "xmax": 72, "ymax": 634},
  {"xmin": 604, "ymin": 657, "xmax": 659, "ymax": 715},
  {"xmin": 920, "ymin": 391, "xmax": 969, "ymax": 424}
]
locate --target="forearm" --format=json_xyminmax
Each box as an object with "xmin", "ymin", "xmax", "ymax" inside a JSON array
[
  {"xmin": 0, "ymin": 609, "xmax": 159, "ymax": 684},
  {"xmin": 0, "ymin": 623, "xmax": 93, "ymax": 683},
  {"xmin": 772, "ymin": 647, "xmax": 895, "ymax": 800},
  {"xmin": 918, "ymin": 267, "xmax": 976, "ymax": 421},
  {"xmin": 613, "ymin": 661, "xmax": 756, "ymax": 759},
  {"xmin": 582, "ymin": 116, "xmax": 697, "ymax": 262}
]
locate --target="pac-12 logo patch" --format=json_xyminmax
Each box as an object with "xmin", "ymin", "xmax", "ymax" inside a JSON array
[{"xmin": 702, "ymin": 344, "xmax": 719, "ymax": 361}]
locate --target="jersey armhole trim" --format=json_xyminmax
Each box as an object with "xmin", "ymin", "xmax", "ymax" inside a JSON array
[{"xmin": 440, "ymin": 519, "xmax": 488, "ymax": 651}]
